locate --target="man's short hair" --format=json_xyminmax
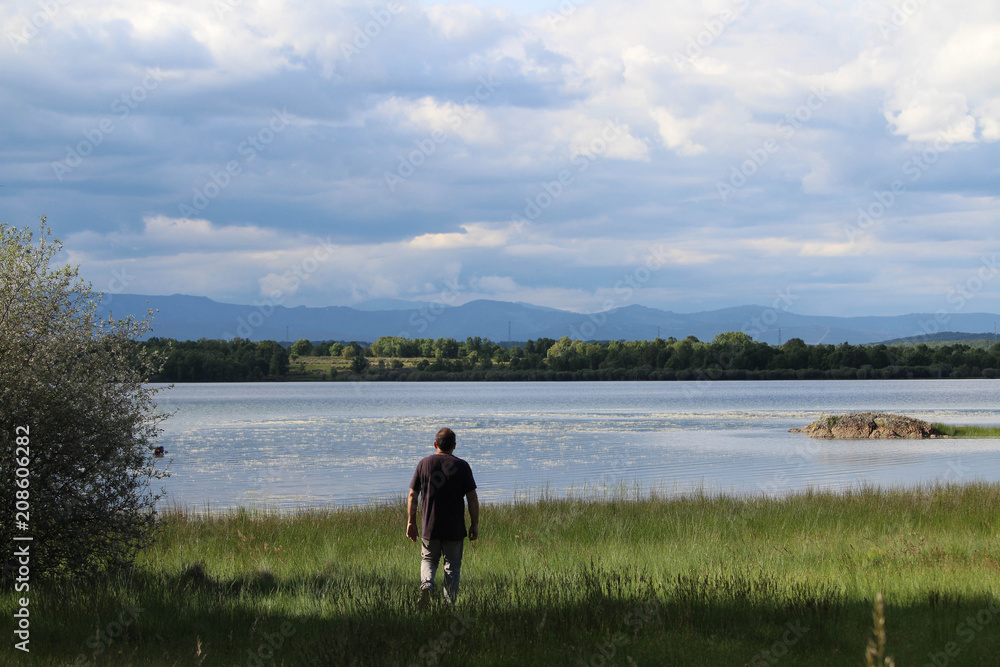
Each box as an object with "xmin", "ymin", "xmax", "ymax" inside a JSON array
[{"xmin": 435, "ymin": 427, "xmax": 456, "ymax": 452}]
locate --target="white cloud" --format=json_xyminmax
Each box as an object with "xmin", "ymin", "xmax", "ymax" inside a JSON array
[
  {"xmin": 650, "ymin": 107, "xmax": 706, "ymax": 156},
  {"xmin": 976, "ymin": 99, "xmax": 1000, "ymax": 141},
  {"xmin": 424, "ymin": 2, "xmax": 502, "ymax": 38},
  {"xmin": 851, "ymin": 6, "xmax": 1000, "ymax": 144},
  {"xmin": 800, "ymin": 153, "xmax": 836, "ymax": 194},
  {"xmin": 375, "ymin": 95, "xmax": 500, "ymax": 146},
  {"xmin": 885, "ymin": 87, "xmax": 977, "ymax": 144},
  {"xmin": 408, "ymin": 223, "xmax": 513, "ymax": 249},
  {"xmin": 141, "ymin": 216, "xmax": 280, "ymax": 246}
]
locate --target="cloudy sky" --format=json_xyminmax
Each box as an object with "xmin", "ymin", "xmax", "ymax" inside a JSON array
[{"xmin": 2, "ymin": 0, "xmax": 998, "ymax": 317}]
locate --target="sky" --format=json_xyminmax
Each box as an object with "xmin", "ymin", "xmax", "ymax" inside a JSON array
[{"xmin": 2, "ymin": 0, "xmax": 999, "ymax": 317}]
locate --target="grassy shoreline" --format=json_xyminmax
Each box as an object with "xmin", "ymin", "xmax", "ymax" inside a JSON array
[
  {"xmin": 6, "ymin": 483, "xmax": 1000, "ymax": 665},
  {"xmin": 932, "ymin": 423, "xmax": 1000, "ymax": 438}
]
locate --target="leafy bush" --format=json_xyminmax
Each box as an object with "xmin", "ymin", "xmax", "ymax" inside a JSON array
[{"xmin": 0, "ymin": 221, "xmax": 169, "ymax": 579}]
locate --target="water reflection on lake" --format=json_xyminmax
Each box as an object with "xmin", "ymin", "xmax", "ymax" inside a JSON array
[{"xmin": 152, "ymin": 380, "xmax": 1000, "ymax": 510}]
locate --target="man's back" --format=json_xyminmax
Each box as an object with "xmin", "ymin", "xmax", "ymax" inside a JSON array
[{"xmin": 410, "ymin": 453, "xmax": 476, "ymax": 541}]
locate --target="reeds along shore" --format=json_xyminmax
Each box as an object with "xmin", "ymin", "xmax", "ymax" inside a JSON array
[
  {"xmin": 932, "ymin": 423, "xmax": 1000, "ymax": 438},
  {"xmin": 6, "ymin": 483, "xmax": 1000, "ymax": 666}
]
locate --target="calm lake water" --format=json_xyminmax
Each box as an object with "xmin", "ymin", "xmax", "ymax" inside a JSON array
[{"xmin": 152, "ymin": 380, "xmax": 1000, "ymax": 510}]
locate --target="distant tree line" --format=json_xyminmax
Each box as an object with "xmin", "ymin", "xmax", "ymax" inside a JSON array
[
  {"xmin": 142, "ymin": 332, "xmax": 1000, "ymax": 382},
  {"xmin": 144, "ymin": 338, "xmax": 290, "ymax": 382}
]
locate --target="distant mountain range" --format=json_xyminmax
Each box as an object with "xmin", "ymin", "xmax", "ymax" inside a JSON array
[{"xmin": 97, "ymin": 293, "xmax": 1000, "ymax": 345}]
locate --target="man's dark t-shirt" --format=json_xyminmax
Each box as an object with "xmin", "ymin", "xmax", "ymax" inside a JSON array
[{"xmin": 410, "ymin": 453, "xmax": 477, "ymax": 540}]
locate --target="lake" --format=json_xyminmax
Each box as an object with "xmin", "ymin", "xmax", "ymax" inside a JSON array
[{"xmin": 152, "ymin": 380, "xmax": 1000, "ymax": 510}]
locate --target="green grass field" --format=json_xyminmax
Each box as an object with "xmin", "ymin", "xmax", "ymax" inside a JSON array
[{"xmin": 5, "ymin": 484, "xmax": 1000, "ymax": 665}]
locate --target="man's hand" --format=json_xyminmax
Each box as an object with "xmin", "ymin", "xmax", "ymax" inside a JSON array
[
  {"xmin": 467, "ymin": 490, "xmax": 479, "ymax": 541},
  {"xmin": 406, "ymin": 488, "xmax": 419, "ymax": 542}
]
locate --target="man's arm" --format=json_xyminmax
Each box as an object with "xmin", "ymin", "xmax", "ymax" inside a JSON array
[
  {"xmin": 466, "ymin": 489, "xmax": 479, "ymax": 541},
  {"xmin": 406, "ymin": 488, "xmax": 419, "ymax": 542}
]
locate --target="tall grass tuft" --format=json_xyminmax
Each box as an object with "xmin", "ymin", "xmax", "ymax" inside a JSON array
[{"xmin": 865, "ymin": 592, "xmax": 895, "ymax": 667}]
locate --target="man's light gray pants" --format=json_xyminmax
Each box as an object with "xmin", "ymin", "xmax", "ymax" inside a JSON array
[{"xmin": 420, "ymin": 538, "xmax": 464, "ymax": 603}]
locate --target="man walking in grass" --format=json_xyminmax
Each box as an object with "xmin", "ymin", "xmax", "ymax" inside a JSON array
[{"xmin": 407, "ymin": 427, "xmax": 479, "ymax": 605}]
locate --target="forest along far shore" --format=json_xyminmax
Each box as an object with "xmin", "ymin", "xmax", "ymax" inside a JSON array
[{"xmin": 138, "ymin": 332, "xmax": 1000, "ymax": 382}]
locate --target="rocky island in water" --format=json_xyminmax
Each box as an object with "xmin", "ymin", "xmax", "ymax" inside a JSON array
[{"xmin": 790, "ymin": 412, "xmax": 946, "ymax": 439}]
